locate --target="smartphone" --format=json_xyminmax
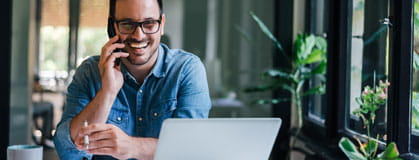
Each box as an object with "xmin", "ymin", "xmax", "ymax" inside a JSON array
[{"xmin": 107, "ymin": 18, "xmax": 122, "ymax": 66}]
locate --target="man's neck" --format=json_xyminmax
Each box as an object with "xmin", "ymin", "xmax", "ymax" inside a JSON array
[{"xmin": 123, "ymin": 51, "xmax": 159, "ymax": 84}]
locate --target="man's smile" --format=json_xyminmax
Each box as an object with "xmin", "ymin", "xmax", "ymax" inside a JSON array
[{"xmin": 128, "ymin": 41, "xmax": 149, "ymax": 49}]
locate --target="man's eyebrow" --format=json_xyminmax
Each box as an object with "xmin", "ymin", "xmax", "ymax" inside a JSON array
[
  {"xmin": 142, "ymin": 17, "xmax": 161, "ymax": 20},
  {"xmin": 117, "ymin": 17, "xmax": 160, "ymax": 22},
  {"xmin": 117, "ymin": 18, "xmax": 134, "ymax": 21}
]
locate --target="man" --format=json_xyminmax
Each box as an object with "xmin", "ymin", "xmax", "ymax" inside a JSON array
[{"xmin": 53, "ymin": 0, "xmax": 211, "ymax": 159}]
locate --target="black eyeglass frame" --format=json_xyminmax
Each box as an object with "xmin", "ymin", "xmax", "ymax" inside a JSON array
[{"xmin": 113, "ymin": 16, "xmax": 162, "ymax": 35}]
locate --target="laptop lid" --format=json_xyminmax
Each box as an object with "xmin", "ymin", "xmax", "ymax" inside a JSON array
[{"xmin": 154, "ymin": 118, "xmax": 282, "ymax": 160}]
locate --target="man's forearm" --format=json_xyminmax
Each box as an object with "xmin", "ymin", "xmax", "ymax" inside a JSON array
[{"xmin": 70, "ymin": 89, "xmax": 118, "ymax": 142}]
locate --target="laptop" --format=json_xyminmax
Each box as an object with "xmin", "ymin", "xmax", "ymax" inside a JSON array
[{"xmin": 154, "ymin": 118, "xmax": 282, "ymax": 160}]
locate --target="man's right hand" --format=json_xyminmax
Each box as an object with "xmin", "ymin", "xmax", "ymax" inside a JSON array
[
  {"xmin": 99, "ymin": 35, "xmax": 129, "ymax": 95},
  {"xmin": 75, "ymin": 123, "xmax": 157, "ymax": 160}
]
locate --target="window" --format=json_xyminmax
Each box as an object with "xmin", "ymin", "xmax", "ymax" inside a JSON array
[
  {"xmin": 347, "ymin": 0, "xmax": 389, "ymax": 141},
  {"xmin": 77, "ymin": 0, "xmax": 109, "ymax": 65},
  {"xmin": 39, "ymin": 0, "xmax": 69, "ymax": 91},
  {"xmin": 304, "ymin": 0, "xmax": 329, "ymax": 125},
  {"xmin": 304, "ymin": 0, "xmax": 418, "ymax": 158},
  {"xmin": 173, "ymin": 0, "xmax": 275, "ymax": 117}
]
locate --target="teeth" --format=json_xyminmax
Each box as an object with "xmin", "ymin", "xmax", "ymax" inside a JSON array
[{"xmin": 130, "ymin": 42, "xmax": 148, "ymax": 48}]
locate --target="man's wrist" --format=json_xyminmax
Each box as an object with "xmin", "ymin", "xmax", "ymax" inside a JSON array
[
  {"xmin": 131, "ymin": 137, "xmax": 158, "ymax": 159},
  {"xmin": 99, "ymin": 88, "xmax": 119, "ymax": 98},
  {"xmin": 131, "ymin": 137, "xmax": 143, "ymax": 159}
]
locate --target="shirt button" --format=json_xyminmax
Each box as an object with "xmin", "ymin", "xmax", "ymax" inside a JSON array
[
  {"xmin": 153, "ymin": 112, "xmax": 158, "ymax": 117},
  {"xmin": 117, "ymin": 117, "xmax": 122, "ymax": 121},
  {"xmin": 139, "ymin": 89, "xmax": 143, "ymax": 93},
  {"xmin": 138, "ymin": 117, "xmax": 143, "ymax": 121}
]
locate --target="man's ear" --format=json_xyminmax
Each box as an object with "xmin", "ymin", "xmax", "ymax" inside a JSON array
[{"xmin": 160, "ymin": 14, "xmax": 166, "ymax": 36}]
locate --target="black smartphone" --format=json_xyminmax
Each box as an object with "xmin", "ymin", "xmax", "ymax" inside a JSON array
[{"xmin": 107, "ymin": 18, "xmax": 122, "ymax": 66}]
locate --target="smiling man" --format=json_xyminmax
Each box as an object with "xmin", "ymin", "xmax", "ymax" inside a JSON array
[{"xmin": 53, "ymin": 0, "xmax": 211, "ymax": 159}]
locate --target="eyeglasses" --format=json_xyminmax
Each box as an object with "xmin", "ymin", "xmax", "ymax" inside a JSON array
[{"xmin": 115, "ymin": 18, "xmax": 161, "ymax": 34}]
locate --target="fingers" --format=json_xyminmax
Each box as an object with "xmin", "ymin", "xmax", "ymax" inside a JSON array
[
  {"xmin": 101, "ymin": 43, "xmax": 126, "ymax": 58},
  {"xmin": 106, "ymin": 35, "xmax": 119, "ymax": 45},
  {"xmin": 100, "ymin": 35, "xmax": 125, "ymax": 63},
  {"xmin": 104, "ymin": 52, "xmax": 129, "ymax": 67},
  {"xmin": 78, "ymin": 123, "xmax": 113, "ymax": 137},
  {"xmin": 82, "ymin": 137, "xmax": 115, "ymax": 150},
  {"xmin": 75, "ymin": 124, "xmax": 119, "ymax": 148}
]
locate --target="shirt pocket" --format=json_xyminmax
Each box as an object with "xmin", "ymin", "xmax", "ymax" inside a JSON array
[
  {"xmin": 150, "ymin": 99, "xmax": 177, "ymax": 136},
  {"xmin": 106, "ymin": 101, "xmax": 129, "ymax": 129}
]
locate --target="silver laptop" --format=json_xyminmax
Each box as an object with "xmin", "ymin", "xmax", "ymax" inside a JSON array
[{"xmin": 154, "ymin": 118, "xmax": 282, "ymax": 160}]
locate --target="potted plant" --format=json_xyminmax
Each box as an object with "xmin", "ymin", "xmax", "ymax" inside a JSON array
[
  {"xmin": 338, "ymin": 80, "xmax": 401, "ymax": 160},
  {"xmin": 245, "ymin": 12, "xmax": 327, "ymax": 158}
]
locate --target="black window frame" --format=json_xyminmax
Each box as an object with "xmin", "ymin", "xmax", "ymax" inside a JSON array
[
  {"xmin": 298, "ymin": 0, "xmax": 419, "ymax": 159},
  {"xmin": 0, "ymin": 0, "xmax": 12, "ymax": 159},
  {"xmin": 387, "ymin": 0, "xmax": 418, "ymax": 156}
]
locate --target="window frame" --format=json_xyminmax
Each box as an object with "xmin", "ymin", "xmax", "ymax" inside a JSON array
[
  {"xmin": 332, "ymin": 0, "xmax": 419, "ymax": 158},
  {"xmin": 387, "ymin": 0, "xmax": 416, "ymax": 156},
  {"xmin": 0, "ymin": 0, "xmax": 12, "ymax": 159},
  {"xmin": 299, "ymin": 0, "xmax": 419, "ymax": 158}
]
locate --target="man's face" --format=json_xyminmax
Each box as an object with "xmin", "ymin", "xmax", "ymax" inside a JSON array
[{"xmin": 114, "ymin": 0, "xmax": 165, "ymax": 66}]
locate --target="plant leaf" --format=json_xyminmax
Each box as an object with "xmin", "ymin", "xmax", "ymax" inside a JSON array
[
  {"xmin": 263, "ymin": 69, "xmax": 292, "ymax": 79},
  {"xmin": 302, "ymin": 49, "xmax": 325, "ymax": 64},
  {"xmin": 302, "ymin": 85, "xmax": 325, "ymax": 97},
  {"xmin": 296, "ymin": 34, "xmax": 316, "ymax": 62},
  {"xmin": 311, "ymin": 61, "xmax": 327, "ymax": 75},
  {"xmin": 362, "ymin": 139, "xmax": 378, "ymax": 157},
  {"xmin": 315, "ymin": 36, "xmax": 327, "ymax": 51},
  {"xmin": 338, "ymin": 137, "xmax": 367, "ymax": 160},
  {"xmin": 376, "ymin": 142, "xmax": 400, "ymax": 159},
  {"xmin": 249, "ymin": 11, "xmax": 284, "ymax": 53}
]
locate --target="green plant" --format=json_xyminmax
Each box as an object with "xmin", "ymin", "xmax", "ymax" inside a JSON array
[
  {"xmin": 339, "ymin": 80, "xmax": 401, "ymax": 160},
  {"xmin": 413, "ymin": 0, "xmax": 419, "ymax": 131},
  {"xmin": 245, "ymin": 12, "xmax": 327, "ymax": 156},
  {"xmin": 412, "ymin": 92, "xmax": 419, "ymax": 130}
]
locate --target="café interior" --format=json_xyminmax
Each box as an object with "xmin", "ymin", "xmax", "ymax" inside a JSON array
[{"xmin": 0, "ymin": 0, "xmax": 418, "ymax": 159}]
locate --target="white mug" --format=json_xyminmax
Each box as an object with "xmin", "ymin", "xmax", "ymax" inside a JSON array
[{"xmin": 7, "ymin": 145, "xmax": 43, "ymax": 160}]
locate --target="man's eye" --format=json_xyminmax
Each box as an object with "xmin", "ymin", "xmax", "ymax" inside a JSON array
[
  {"xmin": 142, "ymin": 21, "xmax": 157, "ymax": 28},
  {"xmin": 121, "ymin": 23, "xmax": 135, "ymax": 28},
  {"xmin": 143, "ymin": 21, "xmax": 155, "ymax": 25}
]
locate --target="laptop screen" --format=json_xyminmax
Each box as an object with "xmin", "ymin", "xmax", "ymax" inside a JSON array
[{"xmin": 154, "ymin": 118, "xmax": 281, "ymax": 160}]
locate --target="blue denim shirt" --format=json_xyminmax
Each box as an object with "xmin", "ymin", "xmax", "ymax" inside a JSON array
[{"xmin": 53, "ymin": 44, "xmax": 211, "ymax": 159}]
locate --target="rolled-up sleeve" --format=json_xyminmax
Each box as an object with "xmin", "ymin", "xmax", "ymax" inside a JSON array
[
  {"xmin": 54, "ymin": 119, "xmax": 92, "ymax": 159},
  {"xmin": 53, "ymin": 59, "xmax": 97, "ymax": 159},
  {"xmin": 174, "ymin": 57, "xmax": 211, "ymax": 118}
]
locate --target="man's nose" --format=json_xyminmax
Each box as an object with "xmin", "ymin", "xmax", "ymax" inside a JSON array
[{"xmin": 131, "ymin": 26, "xmax": 146, "ymax": 40}]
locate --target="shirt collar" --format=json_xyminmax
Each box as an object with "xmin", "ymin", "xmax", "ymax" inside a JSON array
[
  {"xmin": 121, "ymin": 44, "xmax": 166, "ymax": 81},
  {"xmin": 150, "ymin": 44, "xmax": 166, "ymax": 78}
]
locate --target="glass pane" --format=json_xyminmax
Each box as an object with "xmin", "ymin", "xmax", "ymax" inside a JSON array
[
  {"xmin": 411, "ymin": 0, "xmax": 419, "ymax": 152},
  {"xmin": 39, "ymin": 0, "xmax": 69, "ymax": 91},
  {"xmin": 162, "ymin": 0, "xmax": 275, "ymax": 117},
  {"xmin": 34, "ymin": 0, "xmax": 69, "ymax": 156},
  {"xmin": 347, "ymin": 0, "xmax": 389, "ymax": 141},
  {"xmin": 77, "ymin": 0, "xmax": 109, "ymax": 66},
  {"xmin": 306, "ymin": 0, "xmax": 329, "ymax": 123}
]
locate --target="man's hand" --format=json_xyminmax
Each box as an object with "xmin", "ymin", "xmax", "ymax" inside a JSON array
[
  {"xmin": 99, "ymin": 36, "xmax": 129, "ymax": 95},
  {"xmin": 75, "ymin": 123, "xmax": 157, "ymax": 160}
]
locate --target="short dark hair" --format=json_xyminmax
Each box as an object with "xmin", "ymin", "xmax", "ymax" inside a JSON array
[{"xmin": 109, "ymin": 0, "xmax": 163, "ymax": 17}]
